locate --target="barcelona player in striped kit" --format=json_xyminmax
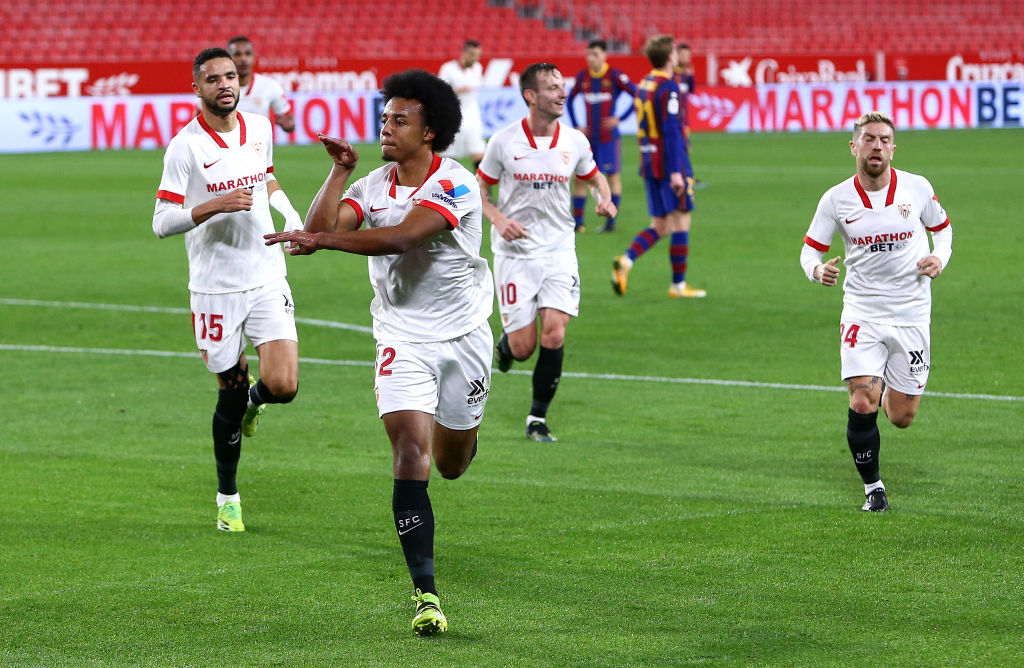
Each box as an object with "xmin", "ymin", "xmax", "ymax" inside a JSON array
[
  {"xmin": 612, "ymin": 35, "xmax": 706, "ymax": 298},
  {"xmin": 567, "ymin": 40, "xmax": 636, "ymax": 233}
]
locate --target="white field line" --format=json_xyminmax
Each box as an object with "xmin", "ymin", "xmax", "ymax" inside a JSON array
[
  {"xmin": 0, "ymin": 343, "xmax": 1020, "ymax": 402},
  {"xmin": 2, "ymin": 299, "xmax": 1022, "ymax": 402}
]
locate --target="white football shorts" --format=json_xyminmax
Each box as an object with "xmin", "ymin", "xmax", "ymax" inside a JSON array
[
  {"xmin": 493, "ymin": 251, "xmax": 581, "ymax": 332},
  {"xmin": 189, "ymin": 277, "xmax": 297, "ymax": 373},
  {"xmin": 373, "ymin": 320, "xmax": 493, "ymax": 430},
  {"xmin": 839, "ymin": 319, "xmax": 931, "ymax": 395}
]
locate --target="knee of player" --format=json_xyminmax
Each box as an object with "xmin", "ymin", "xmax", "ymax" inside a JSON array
[
  {"xmin": 539, "ymin": 330, "xmax": 566, "ymax": 349},
  {"xmin": 437, "ymin": 460, "xmax": 468, "ymax": 480},
  {"xmin": 509, "ymin": 340, "xmax": 536, "ymax": 361},
  {"xmin": 848, "ymin": 395, "xmax": 879, "ymax": 415},
  {"xmin": 889, "ymin": 411, "xmax": 916, "ymax": 429},
  {"xmin": 267, "ymin": 377, "xmax": 299, "ymax": 403}
]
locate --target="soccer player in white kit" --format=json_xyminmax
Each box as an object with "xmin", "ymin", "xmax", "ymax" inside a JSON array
[
  {"xmin": 264, "ymin": 70, "xmax": 492, "ymax": 637},
  {"xmin": 478, "ymin": 63, "xmax": 616, "ymax": 442},
  {"xmin": 152, "ymin": 48, "xmax": 300, "ymax": 532},
  {"xmin": 438, "ymin": 40, "xmax": 486, "ymax": 169},
  {"xmin": 226, "ymin": 36, "xmax": 304, "ymax": 241},
  {"xmin": 799, "ymin": 111, "xmax": 953, "ymax": 512}
]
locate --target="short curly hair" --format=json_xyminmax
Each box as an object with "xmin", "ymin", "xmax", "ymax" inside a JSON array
[{"xmin": 380, "ymin": 69, "xmax": 462, "ymax": 153}]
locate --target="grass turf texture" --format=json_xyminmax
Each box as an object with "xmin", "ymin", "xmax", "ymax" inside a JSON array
[{"xmin": 1, "ymin": 128, "xmax": 1022, "ymax": 666}]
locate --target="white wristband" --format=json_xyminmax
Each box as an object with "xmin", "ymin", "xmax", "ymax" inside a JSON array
[{"xmin": 269, "ymin": 188, "xmax": 302, "ymax": 231}]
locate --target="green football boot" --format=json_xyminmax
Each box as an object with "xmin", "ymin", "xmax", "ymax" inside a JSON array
[
  {"xmin": 411, "ymin": 589, "xmax": 448, "ymax": 636},
  {"xmin": 216, "ymin": 501, "xmax": 245, "ymax": 532},
  {"xmin": 240, "ymin": 374, "xmax": 265, "ymax": 438}
]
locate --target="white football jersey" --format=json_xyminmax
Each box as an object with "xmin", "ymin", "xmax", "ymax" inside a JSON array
[
  {"xmin": 236, "ymin": 73, "xmax": 290, "ymax": 118},
  {"xmin": 479, "ymin": 118, "xmax": 599, "ymax": 257},
  {"xmin": 438, "ymin": 59, "xmax": 483, "ymax": 130},
  {"xmin": 804, "ymin": 167, "xmax": 950, "ymax": 325},
  {"xmin": 340, "ymin": 155, "xmax": 493, "ymax": 342},
  {"xmin": 156, "ymin": 111, "xmax": 286, "ymax": 294}
]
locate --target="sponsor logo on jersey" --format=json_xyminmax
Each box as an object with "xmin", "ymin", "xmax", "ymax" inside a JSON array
[
  {"xmin": 206, "ymin": 171, "xmax": 266, "ymax": 193},
  {"xmin": 850, "ymin": 231, "xmax": 914, "ymax": 246},
  {"xmin": 897, "ymin": 203, "xmax": 912, "ymax": 219},
  {"xmin": 439, "ymin": 179, "xmax": 470, "ymax": 198},
  {"xmin": 513, "ymin": 172, "xmax": 570, "ymax": 183},
  {"xmin": 909, "ymin": 350, "xmax": 929, "ymax": 374},
  {"xmin": 561, "ymin": 151, "xmax": 571, "ymax": 165},
  {"xmin": 583, "ymin": 92, "xmax": 613, "ymax": 103},
  {"xmin": 844, "ymin": 215, "xmax": 863, "ymax": 224},
  {"xmin": 203, "ymin": 158, "xmax": 222, "ymax": 169},
  {"xmin": 431, "ymin": 192, "xmax": 458, "ymax": 208},
  {"xmin": 466, "ymin": 377, "xmax": 489, "ymax": 406},
  {"xmin": 369, "ymin": 205, "xmax": 388, "ymax": 212}
]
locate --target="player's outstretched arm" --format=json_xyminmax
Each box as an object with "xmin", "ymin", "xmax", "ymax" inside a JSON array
[
  {"xmin": 265, "ymin": 205, "xmax": 451, "ymax": 257},
  {"xmin": 305, "ymin": 134, "xmax": 360, "ymax": 234}
]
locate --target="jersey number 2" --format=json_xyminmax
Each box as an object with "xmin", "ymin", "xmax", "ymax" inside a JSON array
[{"xmin": 378, "ymin": 347, "xmax": 396, "ymax": 376}]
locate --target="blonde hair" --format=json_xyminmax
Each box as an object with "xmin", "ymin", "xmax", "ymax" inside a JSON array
[
  {"xmin": 853, "ymin": 111, "xmax": 895, "ymax": 137},
  {"xmin": 643, "ymin": 34, "xmax": 675, "ymax": 68}
]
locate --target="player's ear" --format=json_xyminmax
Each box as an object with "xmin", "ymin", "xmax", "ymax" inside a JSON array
[{"xmin": 422, "ymin": 126, "xmax": 436, "ymax": 143}]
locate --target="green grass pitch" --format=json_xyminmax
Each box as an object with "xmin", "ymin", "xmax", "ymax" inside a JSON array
[{"xmin": 1, "ymin": 127, "xmax": 1022, "ymax": 666}]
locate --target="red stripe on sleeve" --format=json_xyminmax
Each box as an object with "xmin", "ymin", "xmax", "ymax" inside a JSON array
[
  {"xmin": 341, "ymin": 198, "xmax": 364, "ymax": 228},
  {"xmin": 926, "ymin": 217, "xmax": 950, "ymax": 233},
  {"xmin": 418, "ymin": 199, "xmax": 459, "ymax": 228},
  {"xmin": 267, "ymin": 165, "xmax": 275, "ymax": 173},
  {"xmin": 476, "ymin": 168, "xmax": 498, "ymax": 185},
  {"xmin": 803, "ymin": 235, "xmax": 830, "ymax": 252},
  {"xmin": 578, "ymin": 165, "xmax": 599, "ymax": 181},
  {"xmin": 156, "ymin": 190, "xmax": 185, "ymax": 204}
]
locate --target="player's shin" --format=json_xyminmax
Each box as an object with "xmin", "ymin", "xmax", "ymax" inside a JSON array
[
  {"xmin": 847, "ymin": 408, "xmax": 881, "ymax": 485},
  {"xmin": 393, "ymin": 479, "xmax": 437, "ymax": 595}
]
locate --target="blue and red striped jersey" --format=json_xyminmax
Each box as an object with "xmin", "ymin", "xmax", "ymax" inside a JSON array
[
  {"xmin": 635, "ymin": 69, "xmax": 685, "ymax": 180},
  {"xmin": 673, "ymin": 68, "xmax": 696, "ymax": 134},
  {"xmin": 567, "ymin": 63, "xmax": 637, "ymax": 144}
]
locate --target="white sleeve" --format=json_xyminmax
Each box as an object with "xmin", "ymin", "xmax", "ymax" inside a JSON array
[
  {"xmin": 799, "ymin": 243, "xmax": 826, "ymax": 282},
  {"xmin": 800, "ymin": 191, "xmax": 838, "ymax": 281},
  {"xmin": 268, "ymin": 79, "xmax": 291, "ymax": 115},
  {"xmin": 476, "ymin": 131, "xmax": 502, "ymax": 184},
  {"xmin": 152, "ymin": 198, "xmax": 195, "ymax": 238},
  {"xmin": 155, "ymin": 138, "xmax": 190, "ymax": 206},
  {"xmin": 418, "ymin": 171, "xmax": 480, "ymax": 228},
  {"xmin": 573, "ymin": 129, "xmax": 599, "ymax": 179},
  {"xmin": 340, "ymin": 177, "xmax": 367, "ymax": 225},
  {"xmin": 930, "ymin": 223, "xmax": 953, "ymax": 269}
]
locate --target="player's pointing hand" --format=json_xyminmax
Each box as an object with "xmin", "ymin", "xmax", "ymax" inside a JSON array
[
  {"xmin": 816, "ymin": 256, "xmax": 842, "ymax": 286},
  {"xmin": 318, "ymin": 134, "xmax": 359, "ymax": 169},
  {"xmin": 265, "ymin": 230, "xmax": 319, "ymax": 255}
]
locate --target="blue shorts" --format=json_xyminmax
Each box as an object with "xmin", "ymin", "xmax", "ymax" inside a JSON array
[
  {"xmin": 644, "ymin": 174, "xmax": 695, "ymax": 216},
  {"xmin": 591, "ymin": 138, "xmax": 621, "ymax": 175}
]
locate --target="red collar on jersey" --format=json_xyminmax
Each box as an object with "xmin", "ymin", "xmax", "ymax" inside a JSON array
[
  {"xmin": 853, "ymin": 167, "xmax": 897, "ymax": 209},
  {"xmin": 197, "ymin": 112, "xmax": 247, "ymax": 149},
  {"xmin": 521, "ymin": 117, "xmax": 560, "ymax": 149},
  {"xmin": 388, "ymin": 153, "xmax": 443, "ymax": 199}
]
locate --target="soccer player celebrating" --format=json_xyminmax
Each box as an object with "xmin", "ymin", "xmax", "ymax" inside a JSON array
[
  {"xmin": 226, "ymin": 36, "xmax": 304, "ymax": 241},
  {"xmin": 478, "ymin": 63, "xmax": 616, "ymax": 442},
  {"xmin": 567, "ymin": 39, "xmax": 636, "ymax": 233},
  {"xmin": 800, "ymin": 111, "xmax": 953, "ymax": 512},
  {"xmin": 612, "ymin": 35, "xmax": 705, "ymax": 299},
  {"xmin": 264, "ymin": 70, "xmax": 493, "ymax": 636},
  {"xmin": 438, "ymin": 40, "xmax": 486, "ymax": 170},
  {"xmin": 153, "ymin": 48, "xmax": 300, "ymax": 532}
]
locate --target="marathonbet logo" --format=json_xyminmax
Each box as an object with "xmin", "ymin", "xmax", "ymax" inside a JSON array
[{"xmin": 467, "ymin": 377, "xmax": 489, "ymax": 406}]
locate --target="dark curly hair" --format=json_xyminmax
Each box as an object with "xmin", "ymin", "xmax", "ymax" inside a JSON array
[
  {"xmin": 380, "ymin": 69, "xmax": 462, "ymax": 153},
  {"xmin": 193, "ymin": 47, "xmax": 234, "ymax": 80}
]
